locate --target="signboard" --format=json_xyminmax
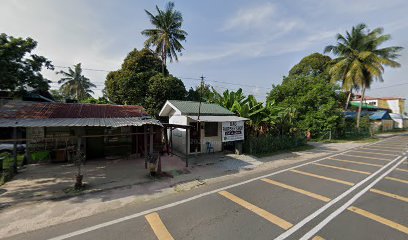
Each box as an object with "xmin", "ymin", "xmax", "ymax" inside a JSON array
[{"xmin": 222, "ymin": 121, "xmax": 244, "ymax": 142}]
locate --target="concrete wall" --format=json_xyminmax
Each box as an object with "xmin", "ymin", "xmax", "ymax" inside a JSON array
[
  {"xmin": 168, "ymin": 114, "xmax": 224, "ymax": 154},
  {"xmin": 200, "ymin": 122, "xmax": 222, "ymax": 153}
]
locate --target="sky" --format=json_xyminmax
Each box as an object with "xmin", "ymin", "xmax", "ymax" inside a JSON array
[{"xmin": 1, "ymin": 0, "xmax": 407, "ymax": 103}]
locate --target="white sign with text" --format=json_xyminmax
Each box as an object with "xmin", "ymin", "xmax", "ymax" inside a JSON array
[{"xmin": 222, "ymin": 121, "xmax": 244, "ymax": 142}]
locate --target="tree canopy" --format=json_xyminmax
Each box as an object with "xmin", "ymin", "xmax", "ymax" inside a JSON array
[
  {"xmin": 267, "ymin": 75, "xmax": 345, "ymax": 137},
  {"xmin": 145, "ymin": 74, "xmax": 186, "ymax": 116},
  {"xmin": 0, "ymin": 33, "xmax": 53, "ymax": 93},
  {"xmin": 104, "ymin": 48, "xmax": 166, "ymax": 105},
  {"xmin": 288, "ymin": 53, "xmax": 332, "ymax": 79}
]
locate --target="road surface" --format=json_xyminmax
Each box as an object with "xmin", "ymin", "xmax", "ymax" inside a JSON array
[{"xmin": 4, "ymin": 135, "xmax": 408, "ymax": 240}]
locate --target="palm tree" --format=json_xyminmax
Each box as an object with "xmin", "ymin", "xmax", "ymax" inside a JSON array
[
  {"xmin": 57, "ymin": 63, "xmax": 96, "ymax": 101},
  {"xmin": 325, "ymin": 24, "xmax": 402, "ymax": 128},
  {"xmin": 142, "ymin": 2, "xmax": 188, "ymax": 74}
]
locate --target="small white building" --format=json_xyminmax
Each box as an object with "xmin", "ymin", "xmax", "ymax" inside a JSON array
[
  {"xmin": 159, "ymin": 100, "xmax": 248, "ymax": 154},
  {"xmin": 389, "ymin": 113, "xmax": 408, "ymax": 129}
]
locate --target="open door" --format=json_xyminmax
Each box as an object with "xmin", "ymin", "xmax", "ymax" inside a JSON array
[{"xmin": 189, "ymin": 122, "xmax": 201, "ymax": 153}]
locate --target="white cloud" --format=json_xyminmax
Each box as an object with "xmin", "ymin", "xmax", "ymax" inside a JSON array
[{"xmin": 222, "ymin": 2, "xmax": 276, "ymax": 31}]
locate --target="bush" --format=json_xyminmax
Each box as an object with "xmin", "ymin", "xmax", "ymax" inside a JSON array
[{"xmin": 244, "ymin": 134, "xmax": 307, "ymax": 156}]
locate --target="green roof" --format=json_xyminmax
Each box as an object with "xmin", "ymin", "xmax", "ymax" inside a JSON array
[
  {"xmin": 168, "ymin": 100, "xmax": 235, "ymax": 116},
  {"xmin": 350, "ymin": 102, "xmax": 379, "ymax": 109}
]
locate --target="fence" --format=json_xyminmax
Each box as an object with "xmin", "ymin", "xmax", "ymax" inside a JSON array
[
  {"xmin": 318, "ymin": 127, "xmax": 372, "ymax": 141},
  {"xmin": 244, "ymin": 134, "xmax": 307, "ymax": 156}
]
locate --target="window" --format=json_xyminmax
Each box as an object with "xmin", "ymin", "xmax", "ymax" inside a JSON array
[{"xmin": 204, "ymin": 122, "xmax": 218, "ymax": 137}]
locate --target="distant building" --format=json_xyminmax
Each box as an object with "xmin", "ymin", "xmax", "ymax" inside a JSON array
[{"xmin": 351, "ymin": 95, "xmax": 406, "ymax": 114}]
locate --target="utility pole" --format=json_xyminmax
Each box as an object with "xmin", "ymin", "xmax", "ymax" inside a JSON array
[
  {"xmin": 197, "ymin": 75, "xmax": 205, "ymax": 121},
  {"xmin": 195, "ymin": 75, "xmax": 205, "ymax": 154}
]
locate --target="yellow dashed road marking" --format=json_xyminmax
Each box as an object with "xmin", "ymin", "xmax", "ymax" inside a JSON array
[
  {"xmin": 396, "ymin": 168, "xmax": 408, "ymax": 173},
  {"xmin": 363, "ymin": 146, "xmax": 405, "ymax": 151},
  {"xmin": 312, "ymin": 236, "xmax": 325, "ymax": 240},
  {"xmin": 218, "ymin": 190, "xmax": 293, "ymax": 230},
  {"xmin": 328, "ymin": 158, "xmax": 383, "ymax": 167},
  {"xmin": 350, "ymin": 150, "xmax": 398, "ymax": 157},
  {"xmin": 348, "ymin": 206, "xmax": 408, "ymax": 235},
  {"xmin": 341, "ymin": 154, "xmax": 392, "ymax": 161},
  {"xmin": 291, "ymin": 168, "xmax": 408, "ymax": 203},
  {"xmin": 312, "ymin": 163, "xmax": 371, "ymax": 175},
  {"xmin": 369, "ymin": 189, "xmax": 408, "ymax": 203},
  {"xmin": 257, "ymin": 175, "xmax": 408, "ymax": 233},
  {"xmin": 145, "ymin": 212, "xmax": 175, "ymax": 240},
  {"xmin": 289, "ymin": 169, "xmax": 354, "ymax": 186},
  {"xmin": 261, "ymin": 178, "xmax": 331, "ymax": 202},
  {"xmin": 385, "ymin": 177, "xmax": 408, "ymax": 184}
]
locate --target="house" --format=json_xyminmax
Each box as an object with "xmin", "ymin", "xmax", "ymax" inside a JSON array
[
  {"xmin": 159, "ymin": 100, "xmax": 248, "ymax": 155},
  {"xmin": 369, "ymin": 110, "xmax": 394, "ymax": 132},
  {"xmin": 344, "ymin": 110, "xmax": 394, "ymax": 132},
  {"xmin": 0, "ymin": 100, "xmax": 162, "ymax": 162},
  {"xmin": 351, "ymin": 96, "xmax": 406, "ymax": 114},
  {"xmin": 389, "ymin": 113, "xmax": 408, "ymax": 129}
]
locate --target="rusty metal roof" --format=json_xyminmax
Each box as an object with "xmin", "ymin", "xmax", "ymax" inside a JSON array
[
  {"xmin": 0, "ymin": 101, "xmax": 148, "ymax": 119},
  {"xmin": 0, "ymin": 101, "xmax": 162, "ymax": 128},
  {"xmin": 0, "ymin": 117, "xmax": 162, "ymax": 128}
]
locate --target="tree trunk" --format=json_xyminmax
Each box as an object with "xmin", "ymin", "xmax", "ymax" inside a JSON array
[
  {"xmin": 356, "ymin": 85, "xmax": 366, "ymax": 129},
  {"xmin": 345, "ymin": 89, "xmax": 352, "ymax": 110},
  {"xmin": 161, "ymin": 43, "xmax": 166, "ymax": 75}
]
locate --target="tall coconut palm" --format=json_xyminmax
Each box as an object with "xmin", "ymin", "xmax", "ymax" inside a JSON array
[
  {"xmin": 142, "ymin": 2, "xmax": 188, "ymax": 74},
  {"xmin": 325, "ymin": 24, "xmax": 402, "ymax": 128},
  {"xmin": 57, "ymin": 63, "xmax": 96, "ymax": 101}
]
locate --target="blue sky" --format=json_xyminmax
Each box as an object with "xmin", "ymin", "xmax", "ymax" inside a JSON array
[{"xmin": 1, "ymin": 0, "xmax": 407, "ymax": 101}]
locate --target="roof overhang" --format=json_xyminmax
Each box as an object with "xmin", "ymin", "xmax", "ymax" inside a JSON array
[
  {"xmin": 159, "ymin": 101, "xmax": 178, "ymax": 117},
  {"xmin": 0, "ymin": 117, "xmax": 163, "ymax": 128},
  {"xmin": 187, "ymin": 115, "xmax": 249, "ymax": 122}
]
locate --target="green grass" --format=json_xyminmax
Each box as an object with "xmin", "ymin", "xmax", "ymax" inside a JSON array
[
  {"xmin": 1, "ymin": 153, "xmax": 24, "ymax": 169},
  {"xmin": 254, "ymin": 144, "xmax": 314, "ymax": 158}
]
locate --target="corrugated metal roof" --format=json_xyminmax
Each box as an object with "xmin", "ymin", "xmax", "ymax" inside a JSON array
[
  {"xmin": 167, "ymin": 100, "xmax": 235, "ymax": 116},
  {"xmin": 0, "ymin": 100, "xmax": 148, "ymax": 119},
  {"xmin": 0, "ymin": 117, "xmax": 162, "ymax": 128},
  {"xmin": 187, "ymin": 115, "xmax": 248, "ymax": 122},
  {"xmin": 369, "ymin": 111, "xmax": 392, "ymax": 120}
]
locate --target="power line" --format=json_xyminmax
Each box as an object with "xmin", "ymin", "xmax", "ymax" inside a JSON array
[{"xmin": 51, "ymin": 65, "xmax": 408, "ymax": 93}]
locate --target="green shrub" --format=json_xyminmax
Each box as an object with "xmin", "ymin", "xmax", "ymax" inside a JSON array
[{"xmin": 244, "ymin": 134, "xmax": 307, "ymax": 156}]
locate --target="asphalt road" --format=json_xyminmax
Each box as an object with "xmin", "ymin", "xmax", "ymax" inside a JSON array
[{"xmin": 4, "ymin": 135, "xmax": 408, "ymax": 240}]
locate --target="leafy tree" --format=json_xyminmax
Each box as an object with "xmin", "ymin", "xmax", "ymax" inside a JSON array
[
  {"xmin": 142, "ymin": 2, "xmax": 188, "ymax": 74},
  {"xmin": 288, "ymin": 53, "xmax": 332, "ymax": 79},
  {"xmin": 0, "ymin": 33, "xmax": 53, "ymax": 93},
  {"xmin": 145, "ymin": 74, "xmax": 186, "ymax": 116},
  {"xmin": 57, "ymin": 63, "xmax": 96, "ymax": 101},
  {"xmin": 267, "ymin": 75, "xmax": 344, "ymax": 137},
  {"xmin": 49, "ymin": 89, "xmax": 67, "ymax": 102},
  {"xmin": 80, "ymin": 97, "xmax": 111, "ymax": 104},
  {"xmin": 185, "ymin": 84, "xmax": 212, "ymax": 102},
  {"xmin": 208, "ymin": 88, "xmax": 246, "ymax": 110},
  {"xmin": 324, "ymin": 24, "xmax": 403, "ymax": 128},
  {"xmin": 104, "ymin": 48, "xmax": 166, "ymax": 105}
]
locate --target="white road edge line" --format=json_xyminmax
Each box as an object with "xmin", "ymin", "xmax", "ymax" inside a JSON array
[
  {"xmin": 273, "ymin": 154, "xmax": 403, "ymax": 240},
  {"xmin": 46, "ymin": 137, "xmax": 397, "ymax": 240},
  {"xmin": 299, "ymin": 156, "xmax": 407, "ymax": 240}
]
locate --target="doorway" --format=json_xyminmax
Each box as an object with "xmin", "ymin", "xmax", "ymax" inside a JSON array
[{"xmin": 189, "ymin": 122, "xmax": 201, "ymax": 153}]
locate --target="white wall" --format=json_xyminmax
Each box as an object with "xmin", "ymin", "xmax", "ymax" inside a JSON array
[
  {"xmin": 201, "ymin": 122, "xmax": 222, "ymax": 153},
  {"xmin": 387, "ymin": 100, "xmax": 400, "ymax": 114},
  {"xmin": 168, "ymin": 115, "xmax": 189, "ymax": 154}
]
